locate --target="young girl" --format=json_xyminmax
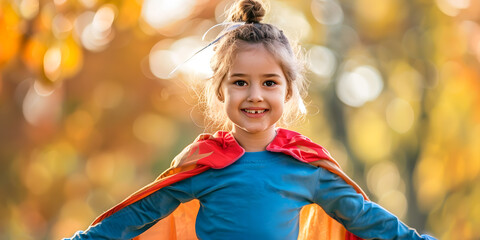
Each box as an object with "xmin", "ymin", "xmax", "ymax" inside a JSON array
[{"xmin": 65, "ymin": 0, "xmax": 436, "ymax": 239}]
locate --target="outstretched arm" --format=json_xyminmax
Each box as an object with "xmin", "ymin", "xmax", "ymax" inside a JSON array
[
  {"xmin": 313, "ymin": 167, "xmax": 436, "ymax": 240},
  {"xmin": 64, "ymin": 179, "xmax": 195, "ymax": 240}
]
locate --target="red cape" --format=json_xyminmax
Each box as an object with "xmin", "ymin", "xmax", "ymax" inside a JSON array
[{"xmin": 91, "ymin": 128, "xmax": 368, "ymax": 240}]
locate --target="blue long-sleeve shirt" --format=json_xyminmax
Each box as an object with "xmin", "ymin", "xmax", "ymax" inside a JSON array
[{"xmin": 65, "ymin": 151, "xmax": 436, "ymax": 240}]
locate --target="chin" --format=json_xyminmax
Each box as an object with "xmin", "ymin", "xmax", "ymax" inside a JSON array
[{"xmin": 235, "ymin": 124, "xmax": 275, "ymax": 135}]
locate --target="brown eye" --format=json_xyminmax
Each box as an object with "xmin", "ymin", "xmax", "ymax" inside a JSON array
[
  {"xmin": 264, "ymin": 80, "xmax": 276, "ymax": 87},
  {"xmin": 234, "ymin": 80, "xmax": 247, "ymax": 86}
]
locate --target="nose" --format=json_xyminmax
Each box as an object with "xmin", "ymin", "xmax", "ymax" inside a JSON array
[{"xmin": 247, "ymin": 84, "xmax": 264, "ymax": 102}]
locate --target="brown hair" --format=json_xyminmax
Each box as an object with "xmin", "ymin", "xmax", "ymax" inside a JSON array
[{"xmin": 202, "ymin": 0, "xmax": 307, "ymax": 131}]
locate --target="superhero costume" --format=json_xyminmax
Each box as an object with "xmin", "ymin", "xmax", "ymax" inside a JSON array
[{"xmin": 65, "ymin": 128, "xmax": 435, "ymax": 240}]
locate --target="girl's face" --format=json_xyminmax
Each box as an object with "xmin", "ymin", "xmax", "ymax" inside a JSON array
[{"xmin": 220, "ymin": 44, "xmax": 288, "ymax": 136}]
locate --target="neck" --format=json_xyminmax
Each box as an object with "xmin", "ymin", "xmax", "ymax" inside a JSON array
[{"xmin": 231, "ymin": 126, "xmax": 277, "ymax": 152}]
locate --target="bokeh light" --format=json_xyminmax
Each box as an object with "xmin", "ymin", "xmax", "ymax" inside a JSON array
[
  {"xmin": 336, "ymin": 65, "xmax": 383, "ymax": 107},
  {"xmin": 141, "ymin": 0, "xmax": 196, "ymax": 30},
  {"xmin": 52, "ymin": 14, "xmax": 73, "ymax": 39},
  {"xmin": 171, "ymin": 36, "xmax": 215, "ymax": 79},
  {"xmin": 267, "ymin": 1, "xmax": 312, "ymax": 42},
  {"xmin": 311, "ymin": 0, "xmax": 343, "ymax": 25},
  {"xmin": 307, "ymin": 45, "xmax": 337, "ymax": 79},
  {"xmin": 367, "ymin": 161, "xmax": 402, "ymax": 199},
  {"xmin": 149, "ymin": 48, "xmax": 179, "ymax": 79},
  {"xmin": 22, "ymin": 80, "xmax": 62, "ymax": 126},
  {"xmin": 347, "ymin": 108, "xmax": 391, "ymax": 163},
  {"xmin": 435, "ymin": 0, "xmax": 471, "ymax": 16},
  {"xmin": 18, "ymin": 0, "xmax": 39, "ymax": 20},
  {"xmin": 386, "ymin": 98, "xmax": 415, "ymax": 134},
  {"xmin": 43, "ymin": 46, "xmax": 62, "ymax": 81}
]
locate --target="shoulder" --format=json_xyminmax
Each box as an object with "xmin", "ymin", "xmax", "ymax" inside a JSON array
[
  {"xmin": 267, "ymin": 128, "xmax": 335, "ymax": 163},
  {"xmin": 270, "ymin": 128, "xmax": 369, "ymax": 199},
  {"xmin": 170, "ymin": 131, "xmax": 245, "ymax": 170}
]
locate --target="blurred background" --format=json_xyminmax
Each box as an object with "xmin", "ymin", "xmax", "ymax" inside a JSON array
[{"xmin": 1, "ymin": 0, "xmax": 479, "ymax": 239}]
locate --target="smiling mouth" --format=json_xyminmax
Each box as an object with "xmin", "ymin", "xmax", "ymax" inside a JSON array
[{"xmin": 242, "ymin": 109, "xmax": 268, "ymax": 114}]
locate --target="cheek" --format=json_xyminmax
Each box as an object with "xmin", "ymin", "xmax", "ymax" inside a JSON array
[
  {"xmin": 271, "ymin": 91, "xmax": 286, "ymax": 111},
  {"xmin": 278, "ymin": 98, "xmax": 286, "ymax": 113},
  {"xmin": 223, "ymin": 86, "xmax": 242, "ymax": 103},
  {"xmin": 222, "ymin": 91, "xmax": 238, "ymax": 114},
  {"xmin": 276, "ymin": 88, "xmax": 288, "ymax": 115},
  {"xmin": 279, "ymin": 85, "xmax": 289, "ymax": 102}
]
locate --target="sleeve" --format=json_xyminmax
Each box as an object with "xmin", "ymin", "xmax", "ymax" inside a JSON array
[
  {"xmin": 313, "ymin": 168, "xmax": 437, "ymax": 240},
  {"xmin": 64, "ymin": 178, "xmax": 196, "ymax": 240}
]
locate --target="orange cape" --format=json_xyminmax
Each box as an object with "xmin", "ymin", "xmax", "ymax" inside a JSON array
[{"xmin": 91, "ymin": 128, "xmax": 368, "ymax": 240}]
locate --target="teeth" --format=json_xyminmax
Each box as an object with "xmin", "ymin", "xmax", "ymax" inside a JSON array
[{"xmin": 244, "ymin": 109, "xmax": 266, "ymax": 114}]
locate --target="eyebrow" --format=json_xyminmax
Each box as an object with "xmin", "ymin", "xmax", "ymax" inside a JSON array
[{"xmin": 229, "ymin": 73, "xmax": 281, "ymax": 78}]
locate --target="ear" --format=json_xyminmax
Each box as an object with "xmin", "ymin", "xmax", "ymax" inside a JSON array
[
  {"xmin": 217, "ymin": 88, "xmax": 225, "ymax": 102},
  {"xmin": 217, "ymin": 75, "xmax": 228, "ymax": 102},
  {"xmin": 285, "ymin": 85, "xmax": 292, "ymax": 102}
]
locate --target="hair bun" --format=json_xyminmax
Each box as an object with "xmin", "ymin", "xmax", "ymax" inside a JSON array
[{"xmin": 227, "ymin": 0, "xmax": 266, "ymax": 23}]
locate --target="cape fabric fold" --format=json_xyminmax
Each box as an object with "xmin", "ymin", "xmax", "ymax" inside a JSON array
[{"xmin": 90, "ymin": 128, "xmax": 367, "ymax": 240}]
